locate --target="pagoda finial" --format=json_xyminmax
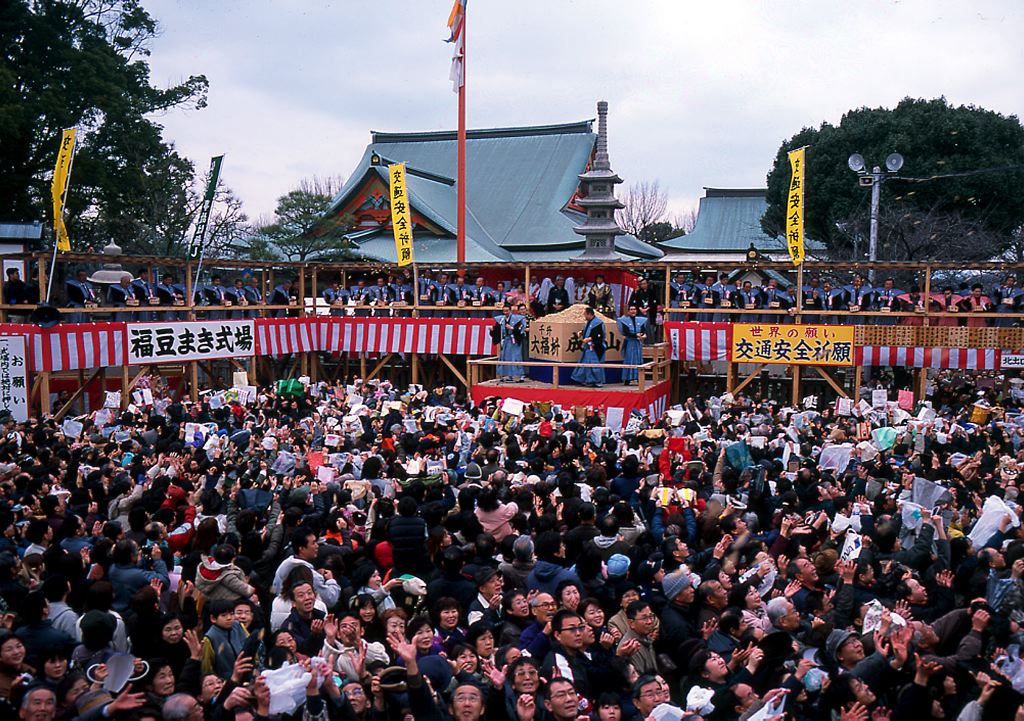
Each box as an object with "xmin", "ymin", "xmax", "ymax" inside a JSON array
[
  {"xmin": 594, "ymin": 100, "xmax": 610, "ymax": 171},
  {"xmin": 573, "ymin": 100, "xmax": 624, "ymax": 260}
]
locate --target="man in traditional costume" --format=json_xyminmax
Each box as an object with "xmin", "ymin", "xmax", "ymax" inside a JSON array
[
  {"xmin": 617, "ymin": 304, "xmax": 646, "ymax": 386},
  {"xmin": 492, "ymin": 305, "xmax": 526, "ymax": 383},
  {"xmin": 571, "ymin": 307, "xmax": 606, "ymax": 388}
]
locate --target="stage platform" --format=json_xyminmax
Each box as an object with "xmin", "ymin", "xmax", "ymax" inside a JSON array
[{"xmin": 470, "ymin": 377, "xmax": 671, "ymax": 422}]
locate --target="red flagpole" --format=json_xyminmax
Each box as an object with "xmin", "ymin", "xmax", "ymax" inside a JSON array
[{"xmin": 456, "ymin": 5, "xmax": 466, "ymax": 268}]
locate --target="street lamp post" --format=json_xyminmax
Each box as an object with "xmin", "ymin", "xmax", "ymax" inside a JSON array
[{"xmin": 848, "ymin": 153, "xmax": 904, "ymax": 284}]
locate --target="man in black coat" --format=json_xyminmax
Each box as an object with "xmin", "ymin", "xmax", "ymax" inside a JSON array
[
  {"xmin": 546, "ymin": 276, "xmax": 571, "ymax": 314},
  {"xmin": 388, "ymin": 496, "xmax": 430, "ymax": 578},
  {"xmin": 655, "ymin": 568, "xmax": 703, "ymax": 670}
]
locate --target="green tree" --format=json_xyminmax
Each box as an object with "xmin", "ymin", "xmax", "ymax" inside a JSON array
[
  {"xmin": 0, "ymin": 0, "xmax": 208, "ymax": 249},
  {"xmin": 762, "ymin": 98, "xmax": 1024, "ymax": 258},
  {"xmin": 256, "ymin": 176, "xmax": 353, "ymax": 261}
]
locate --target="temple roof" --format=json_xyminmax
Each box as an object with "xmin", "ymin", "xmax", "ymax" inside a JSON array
[
  {"xmin": 319, "ymin": 121, "xmax": 663, "ymax": 263},
  {"xmin": 659, "ymin": 188, "xmax": 825, "ymax": 254}
]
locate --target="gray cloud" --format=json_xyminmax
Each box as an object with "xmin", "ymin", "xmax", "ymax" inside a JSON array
[{"xmin": 145, "ymin": 0, "xmax": 1024, "ymax": 220}]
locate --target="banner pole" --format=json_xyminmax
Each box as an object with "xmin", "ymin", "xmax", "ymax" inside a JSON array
[
  {"xmin": 46, "ymin": 131, "xmax": 78, "ymax": 304},
  {"xmin": 456, "ymin": 4, "xmax": 467, "ymax": 269}
]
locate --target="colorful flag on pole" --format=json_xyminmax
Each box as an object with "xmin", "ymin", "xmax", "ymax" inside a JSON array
[
  {"xmin": 51, "ymin": 128, "xmax": 77, "ymax": 253},
  {"xmin": 786, "ymin": 147, "xmax": 806, "ymax": 266},
  {"xmin": 187, "ymin": 155, "xmax": 224, "ymax": 258},
  {"xmin": 389, "ymin": 164, "xmax": 415, "ymax": 266},
  {"xmin": 446, "ymin": 0, "xmax": 466, "ymax": 93}
]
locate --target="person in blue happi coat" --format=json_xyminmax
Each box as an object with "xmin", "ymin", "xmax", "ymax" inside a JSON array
[
  {"xmin": 492, "ymin": 305, "xmax": 526, "ymax": 382},
  {"xmin": 107, "ymin": 275, "xmax": 136, "ymax": 322},
  {"xmin": 322, "ymin": 278, "xmax": 347, "ymax": 317},
  {"xmin": 131, "ymin": 269, "xmax": 161, "ymax": 321},
  {"xmin": 243, "ymin": 276, "xmax": 263, "ymax": 318},
  {"xmin": 269, "ymin": 280, "xmax": 293, "ymax": 318},
  {"xmin": 994, "ymin": 275, "xmax": 1023, "ymax": 327},
  {"xmin": 571, "ymin": 306, "xmax": 606, "ymax": 388},
  {"xmin": 617, "ymin": 304, "xmax": 646, "ymax": 386},
  {"xmin": 65, "ymin": 269, "xmax": 98, "ymax": 323}
]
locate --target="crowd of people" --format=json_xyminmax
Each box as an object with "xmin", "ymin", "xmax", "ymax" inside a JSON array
[
  {"xmin": 9, "ymin": 264, "xmax": 1020, "ymax": 328},
  {"xmin": 0, "ymin": 366, "xmax": 1019, "ymax": 721}
]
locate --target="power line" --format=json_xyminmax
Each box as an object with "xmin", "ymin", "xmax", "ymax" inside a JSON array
[{"xmin": 891, "ymin": 163, "xmax": 1024, "ymax": 184}]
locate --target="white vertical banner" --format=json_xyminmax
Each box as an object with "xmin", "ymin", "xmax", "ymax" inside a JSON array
[{"xmin": 0, "ymin": 337, "xmax": 29, "ymax": 422}]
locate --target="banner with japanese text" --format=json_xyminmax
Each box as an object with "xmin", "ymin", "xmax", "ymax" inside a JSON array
[
  {"xmin": 388, "ymin": 164, "xmax": 414, "ymax": 266},
  {"xmin": 127, "ymin": 321, "xmax": 255, "ymax": 365},
  {"xmin": 0, "ymin": 337, "xmax": 28, "ymax": 422},
  {"xmin": 786, "ymin": 147, "xmax": 805, "ymax": 265},
  {"xmin": 52, "ymin": 128, "xmax": 77, "ymax": 253},
  {"xmin": 732, "ymin": 323, "xmax": 855, "ymax": 366}
]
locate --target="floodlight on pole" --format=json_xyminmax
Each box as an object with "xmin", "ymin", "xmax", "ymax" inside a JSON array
[{"xmin": 848, "ymin": 152, "xmax": 904, "ymax": 283}]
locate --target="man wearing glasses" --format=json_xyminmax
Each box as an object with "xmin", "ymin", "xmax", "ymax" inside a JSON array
[
  {"xmin": 616, "ymin": 600, "xmax": 657, "ymax": 674},
  {"xmin": 518, "ymin": 592, "xmax": 557, "ymax": 660},
  {"xmin": 541, "ymin": 610, "xmax": 595, "ymax": 698}
]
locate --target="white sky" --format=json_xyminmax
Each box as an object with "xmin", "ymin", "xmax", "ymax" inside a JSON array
[{"xmin": 145, "ymin": 0, "xmax": 1024, "ymax": 223}]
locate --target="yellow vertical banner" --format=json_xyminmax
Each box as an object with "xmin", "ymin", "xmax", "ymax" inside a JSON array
[
  {"xmin": 786, "ymin": 147, "xmax": 805, "ymax": 265},
  {"xmin": 51, "ymin": 128, "xmax": 77, "ymax": 252},
  {"xmin": 388, "ymin": 163, "xmax": 414, "ymax": 267}
]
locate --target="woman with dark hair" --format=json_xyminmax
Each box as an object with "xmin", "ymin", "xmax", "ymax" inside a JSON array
[
  {"xmin": 406, "ymin": 615, "xmax": 443, "ymax": 659},
  {"xmin": 475, "ymin": 486, "xmax": 518, "ymax": 542},
  {"xmin": 0, "ymin": 633, "xmax": 32, "ymax": 703},
  {"xmin": 556, "ymin": 579, "xmax": 582, "ymax": 612},
  {"xmin": 151, "ymin": 614, "xmax": 192, "ymax": 678},
  {"xmin": 430, "ymin": 596, "xmax": 465, "ymax": 652}
]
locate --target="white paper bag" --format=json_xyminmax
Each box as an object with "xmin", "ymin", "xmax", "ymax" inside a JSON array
[
  {"xmin": 104, "ymin": 391, "xmax": 121, "ymax": 409},
  {"xmin": 872, "ymin": 389, "xmax": 888, "ymax": 409}
]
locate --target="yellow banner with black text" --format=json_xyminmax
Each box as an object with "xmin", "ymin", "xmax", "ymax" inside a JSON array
[
  {"xmin": 786, "ymin": 147, "xmax": 805, "ymax": 266},
  {"xmin": 389, "ymin": 164, "xmax": 414, "ymax": 267},
  {"xmin": 731, "ymin": 323, "xmax": 855, "ymax": 366}
]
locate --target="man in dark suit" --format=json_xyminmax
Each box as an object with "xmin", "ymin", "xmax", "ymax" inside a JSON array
[
  {"xmin": 65, "ymin": 269, "xmax": 98, "ymax": 323},
  {"xmin": 546, "ymin": 276, "xmax": 571, "ymax": 315}
]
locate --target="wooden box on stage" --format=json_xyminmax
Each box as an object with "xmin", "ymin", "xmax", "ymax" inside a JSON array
[{"xmin": 528, "ymin": 304, "xmax": 623, "ymax": 362}]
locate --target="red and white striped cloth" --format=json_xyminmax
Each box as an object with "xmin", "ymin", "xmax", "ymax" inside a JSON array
[
  {"xmin": 257, "ymin": 318, "xmax": 319, "ymax": 357},
  {"xmin": 317, "ymin": 318, "xmax": 494, "ymax": 356},
  {"xmin": 31, "ymin": 323, "xmax": 127, "ymax": 373},
  {"xmin": 666, "ymin": 322, "xmax": 732, "ymax": 362},
  {"xmin": 857, "ymin": 346, "xmax": 999, "ymax": 369}
]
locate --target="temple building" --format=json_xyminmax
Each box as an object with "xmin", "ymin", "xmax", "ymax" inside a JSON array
[
  {"xmin": 309, "ymin": 103, "xmax": 662, "ymax": 263},
  {"xmin": 658, "ymin": 187, "xmax": 826, "ymax": 286}
]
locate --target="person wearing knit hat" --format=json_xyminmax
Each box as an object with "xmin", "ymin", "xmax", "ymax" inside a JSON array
[
  {"xmin": 656, "ymin": 569, "xmax": 701, "ymax": 671},
  {"xmin": 606, "ymin": 554, "xmax": 630, "ymax": 579}
]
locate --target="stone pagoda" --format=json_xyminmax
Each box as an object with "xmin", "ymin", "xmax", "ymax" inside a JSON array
[{"xmin": 574, "ymin": 100, "xmax": 625, "ymax": 260}]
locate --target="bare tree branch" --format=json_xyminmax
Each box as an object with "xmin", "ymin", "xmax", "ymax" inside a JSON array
[{"xmin": 616, "ymin": 180, "xmax": 668, "ymax": 240}]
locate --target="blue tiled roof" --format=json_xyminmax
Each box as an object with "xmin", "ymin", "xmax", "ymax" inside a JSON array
[
  {"xmin": 659, "ymin": 188, "xmax": 824, "ymax": 253},
  {"xmin": 0, "ymin": 222, "xmax": 42, "ymax": 241},
  {"xmin": 323, "ymin": 122, "xmax": 662, "ymax": 262}
]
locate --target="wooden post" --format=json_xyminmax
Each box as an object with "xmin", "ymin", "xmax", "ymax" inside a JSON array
[
  {"xmin": 311, "ymin": 267, "xmax": 318, "ymax": 318},
  {"xmin": 37, "ymin": 257, "xmax": 47, "ymax": 313},
  {"xmin": 189, "ymin": 361, "xmax": 199, "ymax": 403},
  {"xmin": 726, "ymin": 362, "xmax": 735, "ymax": 394},
  {"xmin": 40, "ymin": 372, "xmax": 51, "ymax": 416},
  {"xmin": 524, "ymin": 265, "xmax": 531, "ymax": 308},
  {"xmin": 917, "ymin": 367, "xmax": 927, "ymax": 400},
  {"xmin": 121, "ymin": 365, "xmax": 130, "ymax": 410},
  {"xmin": 298, "ymin": 265, "xmax": 306, "ymax": 318},
  {"xmin": 185, "ymin": 261, "xmax": 194, "ymax": 320},
  {"xmin": 791, "ymin": 365, "xmax": 801, "ymax": 407},
  {"xmin": 268, "ymin": 269, "xmax": 275, "ymax": 318},
  {"xmin": 412, "ymin": 352, "xmax": 420, "ymax": 385},
  {"xmin": 854, "ymin": 365, "xmax": 862, "ymax": 402},
  {"xmin": 360, "ymin": 354, "xmax": 367, "ymax": 381},
  {"xmin": 922, "ymin": 263, "xmax": 932, "ymax": 327},
  {"xmin": 412, "ymin": 264, "xmax": 420, "ymax": 318}
]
